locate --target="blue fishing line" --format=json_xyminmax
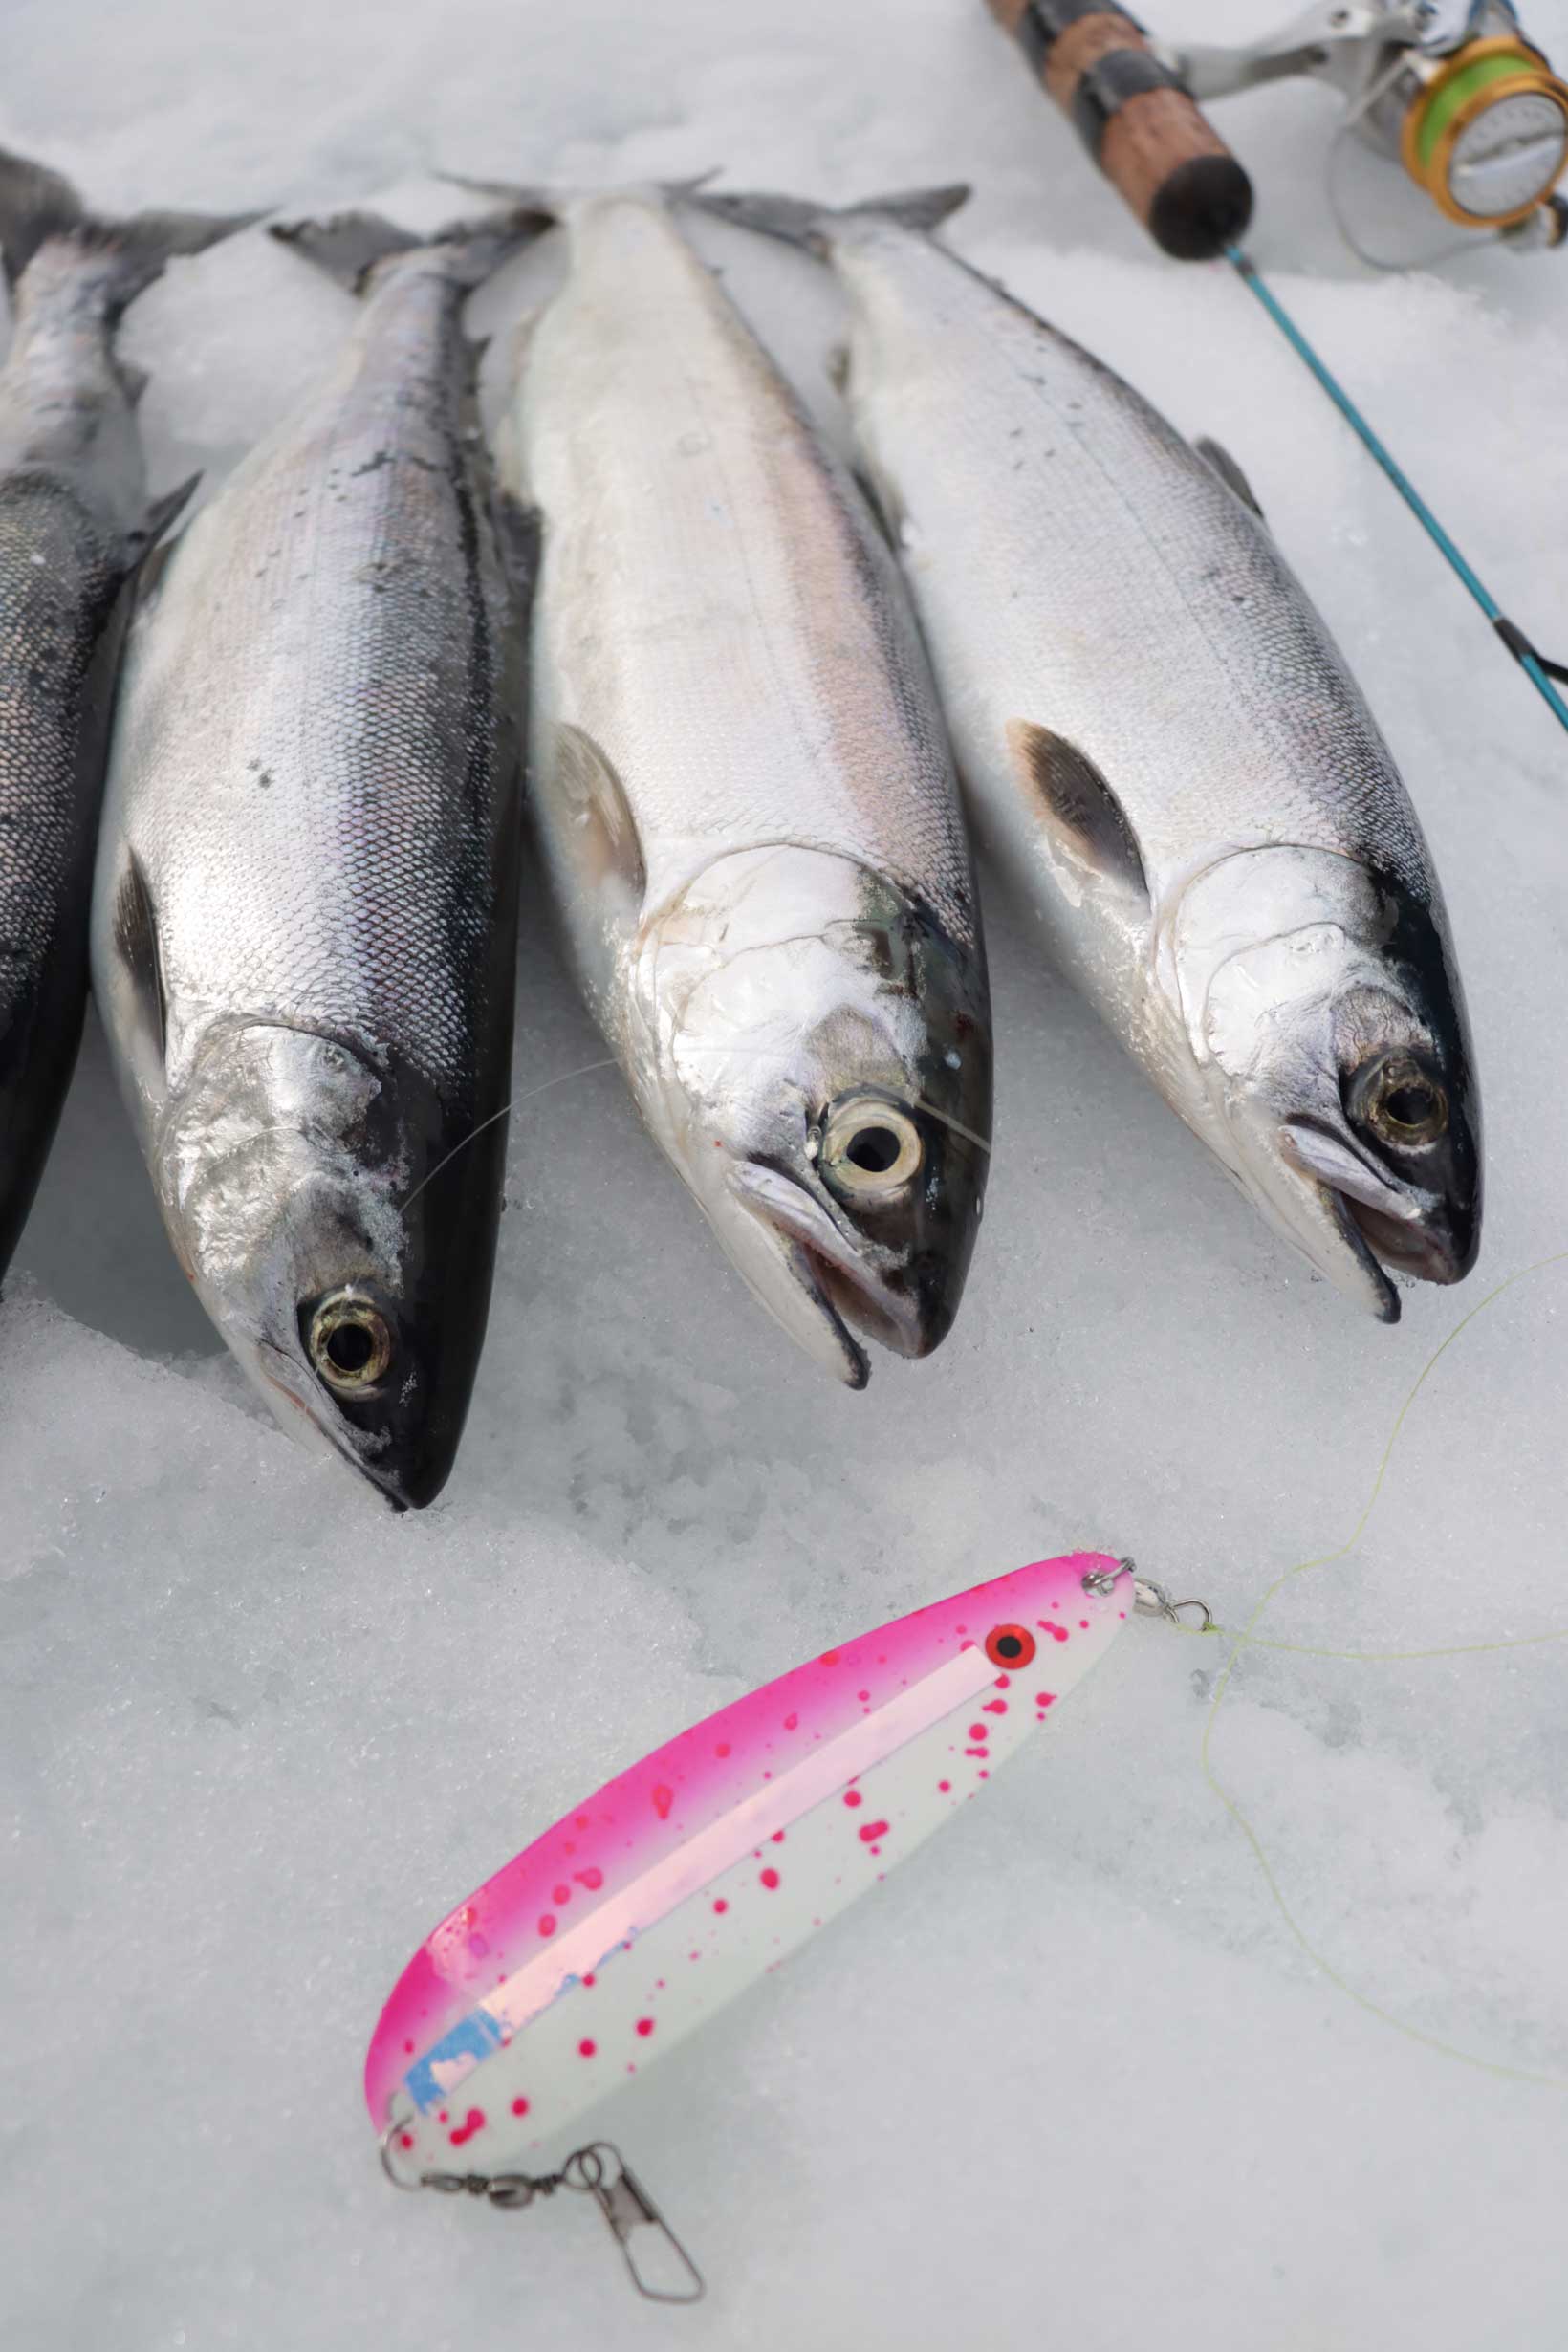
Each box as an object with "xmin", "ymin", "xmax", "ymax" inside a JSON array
[{"xmin": 1225, "ymin": 245, "xmax": 1568, "ymax": 741}]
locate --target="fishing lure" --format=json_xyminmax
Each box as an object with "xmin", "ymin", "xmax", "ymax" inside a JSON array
[{"xmin": 369, "ymin": 1550, "xmax": 1204, "ymax": 2298}]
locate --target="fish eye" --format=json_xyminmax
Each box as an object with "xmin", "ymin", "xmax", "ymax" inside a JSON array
[
  {"xmin": 1350, "ymin": 1053, "xmax": 1449, "ymax": 1150},
  {"xmin": 984, "ymin": 1623, "xmax": 1036, "ymax": 1667},
  {"xmin": 819, "ymin": 1096, "xmax": 924, "ymax": 1200},
  {"xmin": 307, "ymin": 1291, "xmax": 394, "ymax": 1391}
]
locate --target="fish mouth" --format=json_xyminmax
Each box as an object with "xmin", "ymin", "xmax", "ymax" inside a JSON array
[
  {"xmin": 1278, "ymin": 1115, "xmax": 1475, "ymax": 1319},
  {"xmin": 252, "ymin": 1336, "xmax": 449, "ymax": 1512},
  {"xmin": 727, "ymin": 1162, "xmax": 950, "ymax": 1386}
]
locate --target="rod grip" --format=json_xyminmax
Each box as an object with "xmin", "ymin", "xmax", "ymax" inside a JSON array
[{"xmin": 986, "ymin": 0, "xmax": 1253, "ymax": 260}]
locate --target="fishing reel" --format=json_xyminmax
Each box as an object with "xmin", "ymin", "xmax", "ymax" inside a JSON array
[{"xmin": 1165, "ymin": 1, "xmax": 1568, "ymax": 264}]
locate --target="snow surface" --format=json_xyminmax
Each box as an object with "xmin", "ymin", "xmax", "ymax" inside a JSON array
[{"xmin": 6, "ymin": 1, "xmax": 1568, "ymax": 2345}]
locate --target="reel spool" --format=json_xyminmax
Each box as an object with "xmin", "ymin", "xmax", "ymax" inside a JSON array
[
  {"xmin": 1171, "ymin": 1, "xmax": 1568, "ymax": 257},
  {"xmin": 1392, "ymin": 32, "xmax": 1568, "ymax": 229}
]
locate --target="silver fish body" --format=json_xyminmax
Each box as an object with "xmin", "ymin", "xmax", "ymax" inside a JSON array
[
  {"xmin": 93, "ymin": 212, "xmax": 533, "ymax": 1507},
  {"xmin": 493, "ymin": 189, "xmax": 991, "ymax": 1386},
  {"xmin": 0, "ymin": 149, "xmax": 245, "ymax": 1283},
  {"xmin": 707, "ymin": 192, "xmax": 1479, "ymax": 1320}
]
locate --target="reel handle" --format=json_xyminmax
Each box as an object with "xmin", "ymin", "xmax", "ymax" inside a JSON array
[{"xmin": 986, "ymin": 0, "xmax": 1253, "ymax": 260}]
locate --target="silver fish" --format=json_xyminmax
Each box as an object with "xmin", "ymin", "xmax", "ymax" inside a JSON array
[
  {"xmin": 702, "ymin": 187, "xmax": 1481, "ymax": 1321},
  {"xmin": 92, "ymin": 207, "xmax": 540, "ymax": 1507},
  {"xmin": 0, "ymin": 148, "xmax": 249, "ymax": 1285},
  {"xmin": 485, "ymin": 185, "xmax": 991, "ymax": 1387}
]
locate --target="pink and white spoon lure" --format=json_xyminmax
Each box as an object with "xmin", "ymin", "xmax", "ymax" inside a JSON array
[{"xmin": 369, "ymin": 1551, "xmax": 1194, "ymax": 2298}]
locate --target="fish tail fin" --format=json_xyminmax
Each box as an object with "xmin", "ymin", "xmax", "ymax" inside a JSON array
[
  {"xmin": 688, "ymin": 184, "xmax": 970, "ymax": 253},
  {"xmin": 272, "ymin": 203, "xmax": 550, "ymax": 295},
  {"xmin": 0, "ymin": 146, "xmax": 254, "ymax": 310},
  {"xmin": 0, "ymin": 145, "xmax": 82, "ymax": 289}
]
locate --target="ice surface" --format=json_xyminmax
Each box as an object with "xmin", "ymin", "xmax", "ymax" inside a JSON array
[{"xmin": 5, "ymin": 0, "xmax": 1568, "ymax": 2344}]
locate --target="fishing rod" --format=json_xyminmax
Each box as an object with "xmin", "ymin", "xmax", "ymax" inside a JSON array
[{"xmin": 983, "ymin": 0, "xmax": 1568, "ymax": 738}]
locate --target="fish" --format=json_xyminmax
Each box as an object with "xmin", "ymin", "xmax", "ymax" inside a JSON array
[
  {"xmin": 0, "ymin": 148, "xmax": 250, "ymax": 1287},
  {"xmin": 92, "ymin": 205, "xmax": 543, "ymax": 1509},
  {"xmin": 476, "ymin": 185, "xmax": 991, "ymax": 1387},
  {"xmin": 368, "ymin": 1549, "xmax": 1131, "ymax": 2173},
  {"xmin": 696, "ymin": 186, "xmax": 1482, "ymax": 1322}
]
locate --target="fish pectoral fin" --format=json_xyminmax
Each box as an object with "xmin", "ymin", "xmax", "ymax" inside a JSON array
[
  {"xmin": 1195, "ymin": 436, "xmax": 1265, "ymax": 521},
  {"xmin": 1007, "ymin": 721, "xmax": 1150, "ymax": 909},
  {"xmin": 103, "ymin": 844, "xmax": 169, "ymax": 1099},
  {"xmin": 826, "ymin": 340, "xmax": 851, "ymax": 394},
  {"xmin": 552, "ymin": 723, "xmax": 647, "ymax": 909}
]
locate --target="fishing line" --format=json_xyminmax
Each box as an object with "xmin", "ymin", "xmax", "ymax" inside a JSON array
[
  {"xmin": 1223, "ymin": 246, "xmax": 1568, "ymax": 738},
  {"xmin": 406, "ymin": 1044, "xmax": 1561, "ymax": 2079},
  {"xmin": 397, "ymin": 1056, "xmax": 618, "ymax": 1210},
  {"xmin": 398, "ymin": 1042, "xmax": 991, "ymax": 1217},
  {"xmin": 1188, "ymin": 1249, "xmax": 1568, "ymax": 2088}
]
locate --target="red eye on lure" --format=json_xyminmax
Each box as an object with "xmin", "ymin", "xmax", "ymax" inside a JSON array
[{"xmin": 369, "ymin": 1551, "xmax": 1206, "ymax": 2298}]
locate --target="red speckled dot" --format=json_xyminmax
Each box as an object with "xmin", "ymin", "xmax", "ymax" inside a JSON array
[
  {"xmin": 857, "ymin": 1688, "xmax": 870, "ymax": 1701},
  {"xmin": 511, "ymin": 2096, "xmax": 530, "ymax": 2116},
  {"xmin": 449, "ymin": 2108, "xmax": 486, "ymax": 2146},
  {"xmin": 537, "ymin": 1915, "xmax": 556, "ymax": 1937},
  {"xmin": 783, "ymin": 1712, "xmax": 798, "ymax": 1731},
  {"xmin": 994, "ymin": 1674, "xmax": 1011, "ymax": 1688},
  {"xmin": 715, "ymin": 1742, "xmax": 730, "ymax": 1757},
  {"xmin": 553, "ymin": 1884, "xmax": 570, "ymax": 1905},
  {"xmin": 760, "ymin": 1867, "xmax": 780, "ymax": 1890},
  {"xmin": 771, "ymin": 1829, "xmax": 786, "ymax": 1843},
  {"xmin": 576, "ymin": 1815, "xmax": 591, "ymax": 1830},
  {"xmin": 1079, "ymin": 1619, "xmax": 1090, "ymax": 1630},
  {"xmin": 438, "ymin": 2111, "xmax": 448, "ymax": 2124},
  {"xmin": 820, "ymin": 1650, "xmax": 840, "ymax": 1666},
  {"xmin": 1050, "ymin": 1625, "xmax": 1069, "ymax": 1643},
  {"xmin": 842, "ymin": 1789, "xmax": 862, "ymax": 1808},
  {"xmin": 578, "ymin": 2039, "xmax": 597, "ymax": 2058},
  {"xmin": 1035, "ymin": 1692, "xmax": 1056, "ymax": 1709},
  {"xmin": 636, "ymin": 2017, "xmax": 655, "ymax": 2037},
  {"xmin": 399, "ymin": 2131, "xmax": 414, "ymax": 2150},
  {"xmin": 969, "ymin": 1723, "xmax": 988, "ymax": 1740},
  {"xmin": 938, "ymin": 1779, "xmax": 951, "ymax": 1792},
  {"xmin": 652, "ymin": 1785, "xmax": 673, "ymax": 1818},
  {"xmin": 582, "ymin": 1972, "xmax": 596, "ymax": 1987},
  {"xmin": 713, "ymin": 1898, "xmax": 729, "ymax": 1914},
  {"xmin": 859, "ymin": 1820, "xmax": 890, "ymax": 1843},
  {"xmin": 574, "ymin": 1867, "xmax": 603, "ymax": 1891},
  {"xmin": 403, "ymin": 2039, "xmax": 414, "ymax": 2055},
  {"xmin": 983, "ymin": 1699, "xmax": 1008, "ymax": 1715}
]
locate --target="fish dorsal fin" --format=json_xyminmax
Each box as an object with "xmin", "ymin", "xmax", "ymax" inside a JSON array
[
  {"xmin": 553, "ymin": 724, "xmax": 646, "ymax": 908},
  {"xmin": 106, "ymin": 846, "xmax": 169, "ymax": 1092},
  {"xmin": 1195, "ymin": 436, "xmax": 1265, "ymax": 521},
  {"xmin": 1007, "ymin": 721, "xmax": 1149, "ymax": 905}
]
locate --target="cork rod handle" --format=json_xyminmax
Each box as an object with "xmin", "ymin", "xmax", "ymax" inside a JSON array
[{"xmin": 986, "ymin": 0, "xmax": 1253, "ymax": 261}]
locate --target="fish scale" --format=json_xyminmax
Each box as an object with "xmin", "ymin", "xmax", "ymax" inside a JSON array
[
  {"xmin": 838, "ymin": 219, "xmax": 1431, "ymax": 896},
  {"xmin": 0, "ymin": 148, "xmax": 251, "ymax": 1287},
  {"xmin": 695, "ymin": 187, "xmax": 1479, "ymax": 1322},
  {"xmin": 0, "ymin": 479, "xmax": 120, "ymax": 1030},
  {"xmin": 113, "ymin": 297, "xmax": 498, "ymax": 1096},
  {"xmin": 488, "ymin": 186, "xmax": 992, "ymax": 1387},
  {"xmin": 514, "ymin": 193, "xmax": 977, "ymax": 942},
  {"xmin": 94, "ymin": 217, "xmax": 531, "ymax": 1507}
]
